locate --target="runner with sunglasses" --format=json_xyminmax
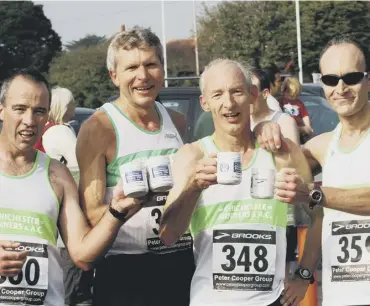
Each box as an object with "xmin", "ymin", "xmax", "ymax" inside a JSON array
[{"xmin": 254, "ymin": 36, "xmax": 370, "ymax": 306}]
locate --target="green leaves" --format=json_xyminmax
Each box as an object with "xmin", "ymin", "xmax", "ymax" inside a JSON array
[
  {"xmin": 197, "ymin": 1, "xmax": 370, "ymax": 81},
  {"xmin": 49, "ymin": 40, "xmax": 117, "ymax": 109},
  {"xmin": 0, "ymin": 1, "xmax": 62, "ymax": 81}
]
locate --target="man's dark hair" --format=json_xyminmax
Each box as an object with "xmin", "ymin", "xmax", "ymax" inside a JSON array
[
  {"xmin": 0, "ymin": 68, "xmax": 51, "ymax": 105},
  {"xmin": 253, "ymin": 69, "xmax": 271, "ymax": 92},
  {"xmin": 320, "ymin": 36, "xmax": 370, "ymax": 72},
  {"xmin": 263, "ymin": 63, "xmax": 280, "ymax": 85}
]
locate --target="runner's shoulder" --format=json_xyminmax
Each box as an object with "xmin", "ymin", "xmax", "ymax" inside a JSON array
[
  {"xmin": 174, "ymin": 141, "xmax": 204, "ymax": 163},
  {"xmin": 48, "ymin": 158, "xmax": 76, "ymax": 203},
  {"xmin": 77, "ymin": 108, "xmax": 115, "ymax": 151},
  {"xmin": 304, "ymin": 131, "xmax": 334, "ymax": 154}
]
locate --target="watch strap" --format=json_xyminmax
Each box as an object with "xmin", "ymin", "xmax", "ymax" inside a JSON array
[{"xmin": 108, "ymin": 204, "xmax": 128, "ymax": 222}]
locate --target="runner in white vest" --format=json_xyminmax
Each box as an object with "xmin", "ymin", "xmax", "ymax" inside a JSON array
[
  {"xmin": 0, "ymin": 69, "xmax": 151, "ymax": 306},
  {"xmin": 76, "ymin": 27, "xmax": 194, "ymax": 306},
  {"xmin": 160, "ymin": 59, "xmax": 313, "ymax": 306},
  {"xmin": 256, "ymin": 37, "xmax": 370, "ymax": 306}
]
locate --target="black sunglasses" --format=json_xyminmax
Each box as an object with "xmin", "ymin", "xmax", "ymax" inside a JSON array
[{"xmin": 321, "ymin": 72, "xmax": 368, "ymax": 87}]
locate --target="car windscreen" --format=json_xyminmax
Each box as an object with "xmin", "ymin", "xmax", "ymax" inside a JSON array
[{"xmin": 300, "ymin": 95, "xmax": 339, "ymax": 136}]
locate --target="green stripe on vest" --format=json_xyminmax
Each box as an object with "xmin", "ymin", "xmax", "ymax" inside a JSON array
[
  {"xmin": 190, "ymin": 198, "xmax": 287, "ymax": 237},
  {"xmin": 106, "ymin": 148, "xmax": 178, "ymax": 187},
  {"xmin": 0, "ymin": 207, "xmax": 57, "ymax": 246}
]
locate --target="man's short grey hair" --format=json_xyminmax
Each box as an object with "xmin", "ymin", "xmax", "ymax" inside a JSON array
[
  {"xmin": 199, "ymin": 58, "xmax": 253, "ymax": 95},
  {"xmin": 106, "ymin": 27, "xmax": 164, "ymax": 72}
]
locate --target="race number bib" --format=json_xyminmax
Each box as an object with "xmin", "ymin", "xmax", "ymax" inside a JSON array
[
  {"xmin": 212, "ymin": 229, "xmax": 276, "ymax": 291},
  {"xmin": 0, "ymin": 241, "xmax": 48, "ymax": 305},
  {"xmin": 145, "ymin": 192, "xmax": 192, "ymax": 253},
  {"xmin": 330, "ymin": 219, "xmax": 370, "ymax": 282}
]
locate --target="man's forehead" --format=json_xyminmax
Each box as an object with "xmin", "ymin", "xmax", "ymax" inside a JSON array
[
  {"xmin": 117, "ymin": 46, "xmax": 157, "ymax": 60},
  {"xmin": 320, "ymin": 44, "xmax": 366, "ymax": 73},
  {"xmin": 204, "ymin": 63, "xmax": 245, "ymax": 89},
  {"xmin": 5, "ymin": 77, "xmax": 49, "ymax": 105}
]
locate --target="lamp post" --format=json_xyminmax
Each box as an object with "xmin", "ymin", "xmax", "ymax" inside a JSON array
[
  {"xmin": 161, "ymin": 0, "xmax": 168, "ymax": 87},
  {"xmin": 295, "ymin": 0, "xmax": 303, "ymax": 83}
]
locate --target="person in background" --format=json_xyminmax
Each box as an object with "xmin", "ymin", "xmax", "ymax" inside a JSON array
[
  {"xmin": 34, "ymin": 87, "xmax": 78, "ymax": 173},
  {"xmin": 264, "ymin": 64, "xmax": 282, "ymax": 111},
  {"xmin": 279, "ymin": 77, "xmax": 314, "ymax": 143}
]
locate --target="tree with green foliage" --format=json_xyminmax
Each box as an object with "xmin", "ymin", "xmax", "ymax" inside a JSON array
[
  {"xmin": 0, "ymin": 1, "xmax": 62, "ymax": 81},
  {"xmin": 49, "ymin": 41, "xmax": 117, "ymax": 109},
  {"xmin": 197, "ymin": 1, "xmax": 370, "ymax": 80},
  {"xmin": 65, "ymin": 35, "xmax": 106, "ymax": 51}
]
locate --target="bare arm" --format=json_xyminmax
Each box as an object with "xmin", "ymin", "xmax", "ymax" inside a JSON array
[
  {"xmin": 302, "ymin": 132, "xmax": 332, "ymax": 178},
  {"xmin": 302, "ymin": 116, "xmax": 312, "ymax": 129},
  {"xmin": 320, "ymin": 187, "xmax": 370, "ymax": 215},
  {"xmin": 54, "ymin": 160, "xmax": 141, "ymax": 271},
  {"xmin": 275, "ymin": 139, "xmax": 322, "ymax": 271},
  {"xmin": 159, "ymin": 143, "xmax": 217, "ymax": 246},
  {"xmin": 275, "ymin": 139, "xmax": 323, "ymax": 306},
  {"xmin": 76, "ymin": 113, "xmax": 113, "ymax": 226},
  {"xmin": 278, "ymin": 114, "xmax": 300, "ymax": 145},
  {"xmin": 304, "ymin": 132, "xmax": 370, "ymax": 215}
]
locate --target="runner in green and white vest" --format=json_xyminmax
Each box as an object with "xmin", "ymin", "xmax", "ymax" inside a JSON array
[
  {"xmin": 160, "ymin": 59, "xmax": 313, "ymax": 306},
  {"xmin": 0, "ymin": 69, "xmax": 149, "ymax": 306},
  {"xmin": 76, "ymin": 27, "xmax": 194, "ymax": 306}
]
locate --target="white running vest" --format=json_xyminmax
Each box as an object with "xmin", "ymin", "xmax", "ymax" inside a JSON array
[
  {"xmin": 189, "ymin": 137, "xmax": 287, "ymax": 306},
  {"xmin": 322, "ymin": 123, "xmax": 370, "ymax": 306},
  {"xmin": 102, "ymin": 102, "xmax": 192, "ymax": 255},
  {"xmin": 0, "ymin": 152, "xmax": 64, "ymax": 306}
]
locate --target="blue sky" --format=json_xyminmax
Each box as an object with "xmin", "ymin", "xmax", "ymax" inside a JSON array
[{"xmin": 34, "ymin": 1, "xmax": 220, "ymax": 46}]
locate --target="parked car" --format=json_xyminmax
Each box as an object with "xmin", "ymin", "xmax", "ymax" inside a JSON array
[{"xmin": 69, "ymin": 107, "xmax": 96, "ymax": 135}]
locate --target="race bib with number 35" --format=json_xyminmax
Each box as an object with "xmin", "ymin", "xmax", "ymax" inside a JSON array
[
  {"xmin": 212, "ymin": 229, "xmax": 276, "ymax": 291},
  {"xmin": 0, "ymin": 241, "xmax": 48, "ymax": 305},
  {"xmin": 330, "ymin": 219, "xmax": 370, "ymax": 282}
]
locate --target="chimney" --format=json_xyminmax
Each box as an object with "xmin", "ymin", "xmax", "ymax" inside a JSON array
[{"xmin": 120, "ymin": 25, "xmax": 126, "ymax": 32}]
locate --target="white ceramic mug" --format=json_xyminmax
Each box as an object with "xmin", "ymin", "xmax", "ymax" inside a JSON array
[
  {"xmin": 146, "ymin": 155, "xmax": 173, "ymax": 192},
  {"xmin": 216, "ymin": 152, "xmax": 242, "ymax": 185},
  {"xmin": 120, "ymin": 160, "xmax": 149, "ymax": 198},
  {"xmin": 250, "ymin": 168, "xmax": 276, "ymax": 199}
]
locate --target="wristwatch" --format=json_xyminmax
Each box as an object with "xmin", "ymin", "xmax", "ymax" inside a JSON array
[
  {"xmin": 108, "ymin": 204, "xmax": 128, "ymax": 222},
  {"xmin": 308, "ymin": 183, "xmax": 323, "ymax": 210},
  {"xmin": 295, "ymin": 268, "xmax": 315, "ymax": 284}
]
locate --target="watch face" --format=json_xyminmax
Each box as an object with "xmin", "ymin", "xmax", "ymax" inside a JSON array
[
  {"xmin": 301, "ymin": 269, "xmax": 312, "ymax": 278},
  {"xmin": 312, "ymin": 190, "xmax": 322, "ymax": 202}
]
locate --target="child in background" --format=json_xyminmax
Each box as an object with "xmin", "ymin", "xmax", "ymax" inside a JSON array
[{"xmin": 280, "ymin": 77, "xmax": 313, "ymax": 143}]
